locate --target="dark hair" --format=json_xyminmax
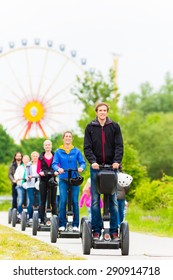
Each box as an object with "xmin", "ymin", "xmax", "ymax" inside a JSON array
[
  {"xmin": 95, "ymin": 102, "xmax": 109, "ymax": 112},
  {"xmin": 12, "ymin": 152, "xmax": 23, "ymax": 162}
]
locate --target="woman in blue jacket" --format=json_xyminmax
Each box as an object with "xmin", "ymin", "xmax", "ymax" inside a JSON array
[{"xmin": 52, "ymin": 131, "xmax": 86, "ymax": 231}]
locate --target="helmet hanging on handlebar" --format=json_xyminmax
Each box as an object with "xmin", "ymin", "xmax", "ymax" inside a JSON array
[
  {"xmin": 117, "ymin": 172, "xmax": 133, "ymax": 187},
  {"xmin": 70, "ymin": 175, "xmax": 84, "ymax": 186}
]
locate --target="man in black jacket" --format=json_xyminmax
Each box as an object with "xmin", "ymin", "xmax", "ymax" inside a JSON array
[{"xmin": 84, "ymin": 102, "xmax": 124, "ymax": 240}]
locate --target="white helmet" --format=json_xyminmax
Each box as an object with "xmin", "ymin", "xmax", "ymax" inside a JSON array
[{"xmin": 117, "ymin": 172, "xmax": 133, "ymax": 187}]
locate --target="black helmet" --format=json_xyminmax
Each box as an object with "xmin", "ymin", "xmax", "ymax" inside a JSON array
[
  {"xmin": 48, "ymin": 177, "xmax": 57, "ymax": 187},
  {"xmin": 70, "ymin": 175, "xmax": 84, "ymax": 186}
]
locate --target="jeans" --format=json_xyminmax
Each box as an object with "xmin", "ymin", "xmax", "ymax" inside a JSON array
[
  {"xmin": 90, "ymin": 167, "xmax": 119, "ymax": 235},
  {"xmin": 16, "ymin": 186, "xmax": 25, "ymax": 214},
  {"xmin": 27, "ymin": 188, "xmax": 41, "ymax": 219},
  {"xmin": 59, "ymin": 179, "xmax": 80, "ymax": 227},
  {"xmin": 118, "ymin": 199, "xmax": 125, "ymax": 225}
]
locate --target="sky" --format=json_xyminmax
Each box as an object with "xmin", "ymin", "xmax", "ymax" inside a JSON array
[{"xmin": 0, "ymin": 0, "xmax": 173, "ymax": 141}]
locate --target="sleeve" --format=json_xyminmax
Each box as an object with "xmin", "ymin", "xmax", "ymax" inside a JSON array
[
  {"xmin": 79, "ymin": 193, "xmax": 86, "ymax": 208},
  {"xmin": 100, "ymin": 197, "xmax": 104, "ymax": 208},
  {"xmin": 8, "ymin": 164, "xmax": 14, "ymax": 182},
  {"xmin": 77, "ymin": 149, "xmax": 86, "ymax": 170},
  {"xmin": 36, "ymin": 159, "xmax": 42, "ymax": 174},
  {"xmin": 113, "ymin": 123, "xmax": 124, "ymax": 163},
  {"xmin": 84, "ymin": 124, "xmax": 97, "ymax": 164},
  {"xmin": 52, "ymin": 150, "xmax": 60, "ymax": 171}
]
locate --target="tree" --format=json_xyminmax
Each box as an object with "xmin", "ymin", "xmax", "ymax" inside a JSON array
[
  {"xmin": 72, "ymin": 68, "xmax": 119, "ymax": 132},
  {"xmin": 0, "ymin": 125, "xmax": 19, "ymax": 164}
]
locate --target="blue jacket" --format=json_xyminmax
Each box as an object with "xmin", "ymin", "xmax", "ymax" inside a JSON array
[{"xmin": 52, "ymin": 146, "xmax": 86, "ymax": 179}]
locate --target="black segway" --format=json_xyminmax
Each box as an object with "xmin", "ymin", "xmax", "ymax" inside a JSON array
[
  {"xmin": 21, "ymin": 176, "xmax": 40, "ymax": 231},
  {"xmin": 32, "ymin": 173, "xmax": 55, "ymax": 236},
  {"xmin": 82, "ymin": 164, "xmax": 129, "ymax": 255},
  {"xmin": 50, "ymin": 169, "xmax": 82, "ymax": 243},
  {"xmin": 11, "ymin": 188, "xmax": 27, "ymax": 227}
]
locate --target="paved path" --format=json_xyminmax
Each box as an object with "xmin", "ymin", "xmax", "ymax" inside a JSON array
[{"xmin": 1, "ymin": 211, "xmax": 173, "ymax": 260}]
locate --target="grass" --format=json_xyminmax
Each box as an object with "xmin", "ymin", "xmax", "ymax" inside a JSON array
[
  {"xmin": 1, "ymin": 200, "xmax": 173, "ymax": 260},
  {"xmin": 0, "ymin": 224, "xmax": 84, "ymax": 260},
  {"xmin": 126, "ymin": 202, "xmax": 173, "ymax": 237}
]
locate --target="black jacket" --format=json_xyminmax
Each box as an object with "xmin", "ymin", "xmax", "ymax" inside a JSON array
[
  {"xmin": 84, "ymin": 117, "xmax": 123, "ymax": 165},
  {"xmin": 39, "ymin": 152, "xmax": 55, "ymax": 180}
]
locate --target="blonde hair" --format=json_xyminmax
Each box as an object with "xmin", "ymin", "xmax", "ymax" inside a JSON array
[{"xmin": 31, "ymin": 151, "xmax": 39, "ymax": 157}]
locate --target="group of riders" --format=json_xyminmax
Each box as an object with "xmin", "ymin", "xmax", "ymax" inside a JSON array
[{"xmin": 8, "ymin": 102, "xmax": 131, "ymax": 240}]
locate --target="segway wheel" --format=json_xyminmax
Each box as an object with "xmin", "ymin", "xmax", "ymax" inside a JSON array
[
  {"xmin": 21, "ymin": 211, "xmax": 27, "ymax": 231},
  {"xmin": 120, "ymin": 221, "xmax": 129, "ymax": 256},
  {"xmin": 50, "ymin": 215, "xmax": 58, "ymax": 243},
  {"xmin": 11, "ymin": 208, "xmax": 17, "ymax": 227},
  {"xmin": 82, "ymin": 220, "xmax": 92, "ymax": 255},
  {"xmin": 8, "ymin": 208, "xmax": 12, "ymax": 224},
  {"xmin": 80, "ymin": 216, "xmax": 88, "ymax": 238},
  {"xmin": 32, "ymin": 212, "xmax": 38, "ymax": 236}
]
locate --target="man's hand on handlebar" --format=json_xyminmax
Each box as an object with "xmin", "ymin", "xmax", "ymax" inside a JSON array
[
  {"xmin": 91, "ymin": 162, "xmax": 100, "ymax": 169},
  {"xmin": 112, "ymin": 162, "xmax": 120, "ymax": 170}
]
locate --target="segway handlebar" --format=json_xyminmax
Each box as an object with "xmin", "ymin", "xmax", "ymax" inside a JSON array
[{"xmin": 99, "ymin": 164, "xmax": 118, "ymax": 170}]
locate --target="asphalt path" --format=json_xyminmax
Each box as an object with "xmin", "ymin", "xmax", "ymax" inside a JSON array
[{"xmin": 0, "ymin": 211, "xmax": 173, "ymax": 260}]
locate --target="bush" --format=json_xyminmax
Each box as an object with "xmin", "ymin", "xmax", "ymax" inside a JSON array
[
  {"xmin": 0, "ymin": 164, "xmax": 11, "ymax": 194},
  {"xmin": 134, "ymin": 174, "xmax": 173, "ymax": 210}
]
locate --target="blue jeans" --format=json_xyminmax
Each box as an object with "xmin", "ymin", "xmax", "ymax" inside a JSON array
[
  {"xmin": 27, "ymin": 188, "xmax": 41, "ymax": 219},
  {"xmin": 59, "ymin": 179, "xmax": 80, "ymax": 227},
  {"xmin": 118, "ymin": 199, "xmax": 125, "ymax": 225},
  {"xmin": 16, "ymin": 186, "xmax": 25, "ymax": 214},
  {"xmin": 26, "ymin": 188, "xmax": 34, "ymax": 219},
  {"xmin": 90, "ymin": 167, "xmax": 119, "ymax": 235}
]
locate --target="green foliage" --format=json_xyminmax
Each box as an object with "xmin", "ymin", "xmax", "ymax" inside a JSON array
[
  {"xmin": 122, "ymin": 73, "xmax": 173, "ymax": 115},
  {"xmin": 122, "ymin": 142, "xmax": 148, "ymax": 199},
  {"xmin": 121, "ymin": 112, "xmax": 173, "ymax": 179},
  {"xmin": 72, "ymin": 68, "xmax": 119, "ymax": 133},
  {"xmin": 0, "ymin": 164, "xmax": 11, "ymax": 194},
  {"xmin": 134, "ymin": 174, "xmax": 173, "ymax": 210},
  {"xmin": 0, "ymin": 125, "xmax": 19, "ymax": 164}
]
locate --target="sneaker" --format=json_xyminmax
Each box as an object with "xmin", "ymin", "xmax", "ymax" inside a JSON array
[
  {"xmin": 111, "ymin": 233, "xmax": 119, "ymax": 240},
  {"xmin": 29, "ymin": 218, "xmax": 33, "ymax": 224},
  {"xmin": 40, "ymin": 221, "xmax": 45, "ymax": 226},
  {"xmin": 73, "ymin": 226, "xmax": 79, "ymax": 231},
  {"xmin": 93, "ymin": 232, "xmax": 100, "ymax": 240},
  {"xmin": 59, "ymin": 226, "xmax": 65, "ymax": 231}
]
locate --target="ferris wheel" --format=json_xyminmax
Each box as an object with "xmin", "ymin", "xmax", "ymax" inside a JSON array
[{"xmin": 0, "ymin": 39, "xmax": 87, "ymax": 142}]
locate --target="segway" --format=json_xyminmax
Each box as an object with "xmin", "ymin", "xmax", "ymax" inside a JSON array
[
  {"xmin": 8, "ymin": 208, "xmax": 12, "ymax": 224},
  {"xmin": 50, "ymin": 169, "xmax": 82, "ymax": 243},
  {"xmin": 32, "ymin": 173, "xmax": 56, "ymax": 236},
  {"xmin": 82, "ymin": 164, "xmax": 130, "ymax": 255},
  {"xmin": 21, "ymin": 176, "xmax": 40, "ymax": 231},
  {"xmin": 11, "ymin": 188, "xmax": 27, "ymax": 227}
]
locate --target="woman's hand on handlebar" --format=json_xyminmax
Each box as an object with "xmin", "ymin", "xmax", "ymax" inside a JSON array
[
  {"xmin": 91, "ymin": 162, "xmax": 100, "ymax": 169},
  {"xmin": 54, "ymin": 171, "xmax": 59, "ymax": 176},
  {"xmin": 78, "ymin": 167, "xmax": 83, "ymax": 173},
  {"xmin": 58, "ymin": 168, "xmax": 64, "ymax": 174}
]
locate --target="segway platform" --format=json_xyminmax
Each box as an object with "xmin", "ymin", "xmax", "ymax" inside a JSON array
[
  {"xmin": 59, "ymin": 230, "xmax": 80, "ymax": 238},
  {"xmin": 93, "ymin": 238, "xmax": 120, "ymax": 249}
]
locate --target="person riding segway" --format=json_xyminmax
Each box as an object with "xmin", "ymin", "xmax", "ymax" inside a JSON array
[
  {"xmin": 81, "ymin": 165, "xmax": 132, "ymax": 255},
  {"xmin": 50, "ymin": 169, "xmax": 84, "ymax": 242}
]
